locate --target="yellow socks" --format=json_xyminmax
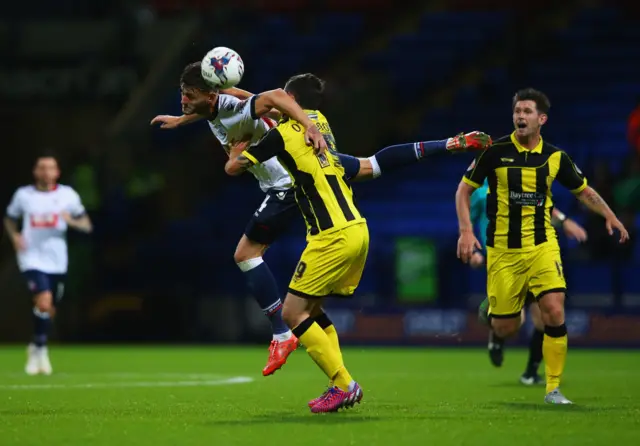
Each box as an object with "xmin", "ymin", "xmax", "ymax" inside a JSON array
[
  {"xmin": 543, "ymin": 324, "xmax": 568, "ymax": 394},
  {"xmin": 315, "ymin": 313, "xmax": 345, "ymax": 387},
  {"xmin": 293, "ymin": 317, "xmax": 353, "ymax": 391},
  {"xmin": 332, "ymin": 367, "xmax": 354, "ymax": 391},
  {"xmin": 315, "ymin": 313, "xmax": 344, "ymax": 365}
]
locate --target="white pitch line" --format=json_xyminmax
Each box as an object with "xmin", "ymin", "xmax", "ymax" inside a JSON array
[
  {"xmin": 0, "ymin": 376, "xmax": 253, "ymax": 390},
  {"xmin": 0, "ymin": 373, "xmax": 227, "ymax": 380},
  {"xmin": 74, "ymin": 373, "xmax": 229, "ymax": 379}
]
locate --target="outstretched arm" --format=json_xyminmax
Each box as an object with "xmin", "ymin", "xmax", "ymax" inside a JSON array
[
  {"xmin": 575, "ymin": 186, "xmax": 629, "ymax": 242},
  {"xmin": 575, "ymin": 187, "xmax": 615, "ymax": 218},
  {"xmin": 554, "ymin": 151, "xmax": 628, "ymax": 243},
  {"xmin": 252, "ymin": 89, "xmax": 326, "ymax": 151},
  {"xmin": 150, "ymin": 113, "xmax": 204, "ymax": 129},
  {"xmin": 219, "ymin": 87, "xmax": 254, "ymax": 100},
  {"xmin": 221, "ymin": 87, "xmax": 281, "ymax": 120},
  {"xmin": 149, "ymin": 87, "xmax": 278, "ymax": 130}
]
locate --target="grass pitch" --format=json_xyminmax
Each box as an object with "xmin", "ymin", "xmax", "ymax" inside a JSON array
[{"xmin": 0, "ymin": 346, "xmax": 638, "ymax": 445}]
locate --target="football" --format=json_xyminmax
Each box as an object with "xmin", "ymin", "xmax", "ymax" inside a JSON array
[{"xmin": 201, "ymin": 47, "xmax": 244, "ymax": 89}]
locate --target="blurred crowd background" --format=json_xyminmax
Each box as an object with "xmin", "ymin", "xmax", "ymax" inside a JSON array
[{"xmin": 1, "ymin": 0, "xmax": 639, "ymax": 346}]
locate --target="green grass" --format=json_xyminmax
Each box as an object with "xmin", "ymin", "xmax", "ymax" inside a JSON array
[{"xmin": 0, "ymin": 346, "xmax": 639, "ymax": 446}]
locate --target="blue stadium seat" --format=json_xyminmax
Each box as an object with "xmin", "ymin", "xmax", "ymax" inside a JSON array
[
  {"xmin": 565, "ymin": 263, "xmax": 615, "ymax": 307},
  {"xmin": 467, "ymin": 267, "xmax": 486, "ymax": 297},
  {"xmin": 621, "ymin": 265, "xmax": 640, "ymax": 307}
]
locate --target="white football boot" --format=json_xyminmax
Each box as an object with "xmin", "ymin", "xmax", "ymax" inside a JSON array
[
  {"xmin": 38, "ymin": 346, "xmax": 53, "ymax": 375},
  {"xmin": 25, "ymin": 343, "xmax": 40, "ymax": 375},
  {"xmin": 544, "ymin": 388, "xmax": 573, "ymax": 405}
]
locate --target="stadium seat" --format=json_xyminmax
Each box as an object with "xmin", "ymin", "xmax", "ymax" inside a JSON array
[
  {"xmin": 565, "ymin": 263, "xmax": 615, "ymax": 308},
  {"xmin": 621, "ymin": 265, "xmax": 640, "ymax": 307}
]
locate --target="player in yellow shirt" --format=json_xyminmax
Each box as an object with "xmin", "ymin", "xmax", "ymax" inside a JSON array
[
  {"xmin": 456, "ymin": 88, "xmax": 630, "ymax": 404},
  {"xmin": 227, "ymin": 73, "xmax": 491, "ymax": 412}
]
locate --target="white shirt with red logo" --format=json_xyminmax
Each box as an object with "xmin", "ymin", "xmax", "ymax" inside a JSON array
[
  {"xmin": 208, "ymin": 94, "xmax": 292, "ymax": 192},
  {"xmin": 6, "ymin": 185, "xmax": 86, "ymax": 274}
]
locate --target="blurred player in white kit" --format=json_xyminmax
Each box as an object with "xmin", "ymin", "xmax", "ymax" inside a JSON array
[{"xmin": 4, "ymin": 152, "xmax": 92, "ymax": 375}]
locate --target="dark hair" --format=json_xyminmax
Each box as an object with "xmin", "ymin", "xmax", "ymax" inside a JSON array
[
  {"xmin": 180, "ymin": 62, "xmax": 213, "ymax": 92},
  {"xmin": 34, "ymin": 149, "xmax": 59, "ymax": 167},
  {"xmin": 512, "ymin": 88, "xmax": 551, "ymax": 114},
  {"xmin": 284, "ymin": 73, "xmax": 325, "ymax": 110}
]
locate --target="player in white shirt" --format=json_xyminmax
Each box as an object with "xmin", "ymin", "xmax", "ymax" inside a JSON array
[
  {"xmin": 151, "ymin": 62, "xmax": 327, "ymax": 376},
  {"xmin": 152, "ymin": 66, "xmax": 493, "ymax": 380},
  {"xmin": 4, "ymin": 153, "xmax": 92, "ymax": 375}
]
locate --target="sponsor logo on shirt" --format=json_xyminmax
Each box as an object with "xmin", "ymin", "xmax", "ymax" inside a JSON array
[
  {"xmin": 29, "ymin": 213, "xmax": 59, "ymax": 228},
  {"xmin": 509, "ymin": 191, "xmax": 546, "ymax": 207}
]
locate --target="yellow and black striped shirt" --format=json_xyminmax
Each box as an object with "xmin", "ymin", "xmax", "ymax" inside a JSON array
[
  {"xmin": 243, "ymin": 110, "xmax": 365, "ymax": 238},
  {"xmin": 463, "ymin": 132, "xmax": 588, "ymax": 251}
]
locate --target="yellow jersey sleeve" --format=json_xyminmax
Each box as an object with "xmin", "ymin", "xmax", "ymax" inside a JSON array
[
  {"xmin": 243, "ymin": 128, "xmax": 285, "ymax": 165},
  {"xmin": 556, "ymin": 151, "xmax": 588, "ymax": 193}
]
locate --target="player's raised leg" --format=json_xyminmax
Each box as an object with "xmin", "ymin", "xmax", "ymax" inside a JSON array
[
  {"xmin": 336, "ymin": 131, "xmax": 493, "ymax": 183},
  {"xmin": 478, "ymin": 297, "xmax": 506, "ymax": 367},
  {"xmin": 521, "ymin": 301, "xmax": 545, "ymax": 385},
  {"xmin": 487, "ymin": 327, "xmax": 505, "ymax": 367},
  {"xmin": 235, "ymin": 236, "xmax": 298, "ymax": 376},
  {"xmin": 369, "ymin": 132, "xmax": 491, "ymax": 170},
  {"xmin": 234, "ymin": 236, "xmax": 287, "ymax": 336},
  {"xmin": 238, "ymin": 190, "xmax": 300, "ymax": 376}
]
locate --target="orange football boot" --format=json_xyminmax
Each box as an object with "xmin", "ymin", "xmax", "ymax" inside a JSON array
[{"xmin": 262, "ymin": 336, "xmax": 299, "ymax": 376}]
